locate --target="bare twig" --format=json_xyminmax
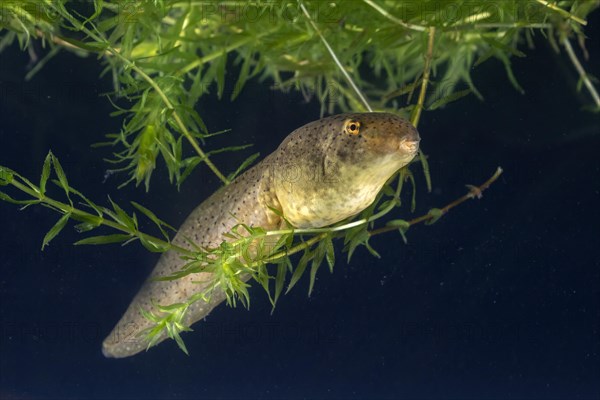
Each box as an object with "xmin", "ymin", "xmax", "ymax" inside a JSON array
[{"xmin": 368, "ymin": 167, "xmax": 504, "ymax": 236}]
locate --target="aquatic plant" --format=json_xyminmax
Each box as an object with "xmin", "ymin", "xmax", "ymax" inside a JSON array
[{"xmin": 0, "ymin": 0, "xmax": 597, "ymax": 354}]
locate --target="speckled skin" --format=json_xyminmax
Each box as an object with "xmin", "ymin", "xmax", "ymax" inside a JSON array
[{"xmin": 102, "ymin": 113, "xmax": 420, "ymax": 358}]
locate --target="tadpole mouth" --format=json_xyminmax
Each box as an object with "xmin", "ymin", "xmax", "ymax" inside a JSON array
[
  {"xmin": 399, "ymin": 137, "xmax": 420, "ymax": 154},
  {"xmin": 399, "ymin": 126, "xmax": 420, "ymax": 153}
]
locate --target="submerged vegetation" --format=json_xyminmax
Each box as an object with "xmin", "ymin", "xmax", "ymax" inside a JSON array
[{"xmin": 0, "ymin": 0, "xmax": 598, "ymax": 354}]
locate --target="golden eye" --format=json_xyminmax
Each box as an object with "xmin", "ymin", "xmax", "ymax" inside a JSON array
[{"xmin": 343, "ymin": 119, "xmax": 361, "ymax": 135}]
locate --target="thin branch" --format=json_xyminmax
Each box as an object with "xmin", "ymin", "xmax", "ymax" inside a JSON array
[
  {"xmin": 261, "ymin": 232, "xmax": 327, "ymax": 265},
  {"xmin": 7, "ymin": 177, "xmax": 194, "ymax": 256},
  {"xmin": 260, "ymin": 167, "xmax": 503, "ymax": 263},
  {"xmin": 368, "ymin": 167, "xmax": 504, "ymax": 236},
  {"xmin": 411, "ymin": 26, "xmax": 436, "ymax": 128},
  {"xmin": 299, "ymin": 2, "xmax": 373, "ymax": 112},
  {"xmin": 456, "ymin": 23, "xmax": 552, "ymax": 30},
  {"xmin": 561, "ymin": 37, "xmax": 600, "ymax": 109},
  {"xmin": 536, "ymin": 0, "xmax": 587, "ymax": 26},
  {"xmin": 362, "ymin": 0, "xmax": 427, "ymax": 32}
]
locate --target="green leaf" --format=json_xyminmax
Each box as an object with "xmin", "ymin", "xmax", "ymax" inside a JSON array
[
  {"xmin": 417, "ymin": 150, "xmax": 431, "ymax": 193},
  {"xmin": 382, "ymin": 79, "xmax": 422, "ymax": 102},
  {"xmin": 403, "ymin": 168, "xmax": 418, "ymax": 212},
  {"xmin": 62, "ymin": 184, "xmax": 103, "ymax": 217},
  {"xmin": 0, "ymin": 167, "xmax": 14, "ymax": 186},
  {"xmin": 498, "ymin": 52, "xmax": 525, "ymax": 94},
  {"xmin": 286, "ymin": 250, "xmax": 311, "ymax": 294},
  {"xmin": 139, "ymin": 235, "xmax": 170, "ymax": 253},
  {"xmin": 428, "ymin": 89, "xmax": 472, "ymax": 110},
  {"xmin": 156, "ymin": 302, "xmax": 188, "ymax": 312},
  {"xmin": 386, "ymin": 219, "xmax": 410, "ymax": 244},
  {"xmin": 202, "ymin": 129, "xmax": 232, "ymax": 139},
  {"xmin": 39, "ymin": 152, "xmax": 51, "ymax": 195},
  {"xmin": 364, "ymin": 240, "xmax": 381, "ymax": 258},
  {"xmin": 155, "ymin": 260, "xmax": 210, "ymax": 281},
  {"xmin": 308, "ymin": 236, "xmax": 333, "ymax": 296},
  {"xmin": 227, "ymin": 152, "xmax": 260, "ymax": 182},
  {"xmin": 324, "ymin": 236, "xmax": 335, "ymax": 273},
  {"xmin": 381, "ymin": 184, "xmax": 395, "ymax": 197},
  {"xmin": 231, "ymin": 50, "xmax": 253, "ymax": 101},
  {"xmin": 207, "ymin": 144, "xmax": 253, "ymax": 156},
  {"xmin": 107, "ymin": 197, "xmax": 137, "ymax": 231},
  {"xmin": 172, "ymin": 331, "xmax": 190, "ymax": 356},
  {"xmin": 271, "ymin": 259, "xmax": 289, "ymax": 312},
  {"xmin": 386, "ymin": 219, "xmax": 410, "ymax": 230},
  {"xmin": 308, "ymin": 242, "xmax": 326, "ymax": 296},
  {"xmin": 139, "ymin": 307, "xmax": 160, "ymax": 324},
  {"xmin": 42, "ymin": 212, "xmax": 71, "ymax": 250},
  {"xmin": 0, "ymin": 191, "xmax": 40, "ymax": 206},
  {"xmin": 50, "ymin": 152, "xmax": 70, "ymax": 199},
  {"xmin": 74, "ymin": 222, "xmax": 100, "ymax": 233},
  {"xmin": 216, "ymin": 51, "xmax": 226, "ymax": 99},
  {"xmin": 376, "ymin": 199, "xmax": 395, "ymax": 213},
  {"xmin": 425, "ymin": 208, "xmax": 444, "ymax": 225},
  {"xmin": 71, "ymin": 213, "xmax": 103, "ymax": 232},
  {"xmin": 131, "ymin": 201, "xmax": 175, "ymax": 239},
  {"xmin": 11, "ymin": 171, "xmax": 39, "ymax": 193},
  {"xmin": 144, "ymin": 324, "xmax": 166, "ymax": 350},
  {"xmin": 483, "ymin": 37, "xmax": 526, "ymax": 59},
  {"xmin": 254, "ymin": 263, "xmax": 273, "ymax": 303},
  {"xmin": 74, "ymin": 233, "xmax": 133, "ymax": 245},
  {"xmin": 177, "ymin": 156, "xmax": 203, "ymax": 188},
  {"xmin": 344, "ymin": 226, "xmax": 369, "ymax": 263}
]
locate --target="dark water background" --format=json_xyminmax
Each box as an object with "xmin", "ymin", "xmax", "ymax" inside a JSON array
[{"xmin": 1, "ymin": 11, "xmax": 599, "ymax": 400}]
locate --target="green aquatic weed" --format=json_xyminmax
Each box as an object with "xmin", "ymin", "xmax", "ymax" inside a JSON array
[
  {"xmin": 0, "ymin": 0, "xmax": 597, "ymax": 354},
  {"xmin": 2, "ymin": 1, "xmax": 597, "ymax": 189}
]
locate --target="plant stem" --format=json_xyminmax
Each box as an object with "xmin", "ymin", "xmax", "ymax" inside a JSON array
[
  {"xmin": 368, "ymin": 167, "xmax": 504, "ymax": 236},
  {"xmin": 299, "ymin": 2, "xmax": 373, "ymax": 112},
  {"xmin": 536, "ymin": 0, "xmax": 587, "ymax": 25},
  {"xmin": 411, "ymin": 26, "xmax": 436, "ymax": 128},
  {"xmin": 9, "ymin": 178, "xmax": 194, "ymax": 257},
  {"xmin": 362, "ymin": 0, "xmax": 427, "ymax": 32},
  {"xmin": 561, "ymin": 36, "xmax": 600, "ymax": 109},
  {"xmin": 261, "ymin": 233, "xmax": 327, "ymax": 265}
]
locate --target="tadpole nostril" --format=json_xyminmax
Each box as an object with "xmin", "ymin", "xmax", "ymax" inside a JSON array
[{"xmin": 408, "ymin": 127, "xmax": 421, "ymax": 143}]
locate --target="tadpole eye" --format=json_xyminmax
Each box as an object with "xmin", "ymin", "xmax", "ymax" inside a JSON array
[{"xmin": 343, "ymin": 119, "xmax": 361, "ymax": 135}]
